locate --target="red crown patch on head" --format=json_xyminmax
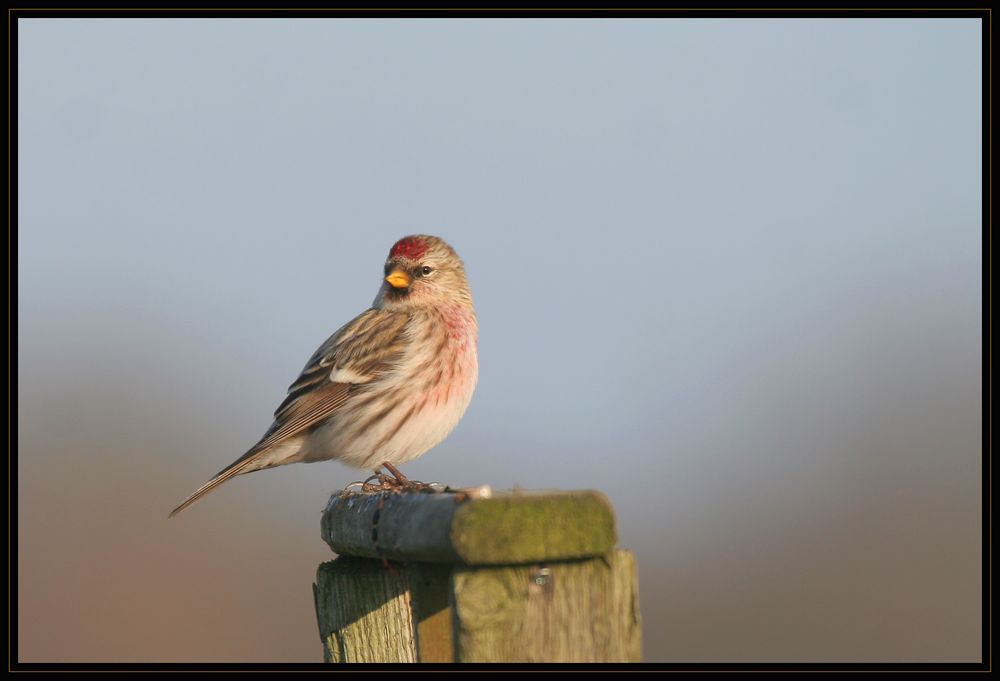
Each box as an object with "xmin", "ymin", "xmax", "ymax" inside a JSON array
[{"xmin": 390, "ymin": 236, "xmax": 428, "ymax": 261}]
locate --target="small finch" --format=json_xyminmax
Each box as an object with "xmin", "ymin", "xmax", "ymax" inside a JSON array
[{"xmin": 170, "ymin": 235, "xmax": 478, "ymax": 516}]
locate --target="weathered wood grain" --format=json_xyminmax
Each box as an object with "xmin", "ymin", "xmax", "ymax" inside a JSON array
[
  {"xmin": 314, "ymin": 489, "xmax": 642, "ymax": 663},
  {"xmin": 410, "ymin": 563, "xmax": 455, "ymax": 663},
  {"xmin": 313, "ymin": 557, "xmax": 417, "ymax": 663},
  {"xmin": 321, "ymin": 489, "xmax": 616, "ymax": 565},
  {"xmin": 451, "ymin": 550, "xmax": 642, "ymax": 662}
]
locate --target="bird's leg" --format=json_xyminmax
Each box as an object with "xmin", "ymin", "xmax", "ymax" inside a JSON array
[
  {"xmin": 380, "ymin": 462, "xmax": 438, "ymax": 492},
  {"xmin": 381, "ymin": 462, "xmax": 411, "ymax": 486}
]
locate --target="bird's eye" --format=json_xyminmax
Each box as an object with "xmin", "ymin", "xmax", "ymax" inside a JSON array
[{"xmin": 419, "ymin": 266, "xmax": 433, "ymax": 277}]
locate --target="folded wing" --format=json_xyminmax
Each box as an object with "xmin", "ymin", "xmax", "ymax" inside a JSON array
[{"xmin": 169, "ymin": 308, "xmax": 411, "ymax": 516}]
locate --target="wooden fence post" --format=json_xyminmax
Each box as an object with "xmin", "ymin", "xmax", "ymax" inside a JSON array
[{"xmin": 313, "ymin": 488, "xmax": 642, "ymax": 663}]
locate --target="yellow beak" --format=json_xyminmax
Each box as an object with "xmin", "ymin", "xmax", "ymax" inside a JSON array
[{"xmin": 385, "ymin": 269, "xmax": 412, "ymax": 289}]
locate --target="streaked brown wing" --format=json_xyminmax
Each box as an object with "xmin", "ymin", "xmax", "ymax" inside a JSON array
[
  {"xmin": 251, "ymin": 308, "xmax": 410, "ymax": 452},
  {"xmin": 169, "ymin": 308, "xmax": 411, "ymax": 517}
]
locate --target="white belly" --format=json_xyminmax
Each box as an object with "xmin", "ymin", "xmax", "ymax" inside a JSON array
[{"xmin": 302, "ymin": 338, "xmax": 478, "ymax": 470}]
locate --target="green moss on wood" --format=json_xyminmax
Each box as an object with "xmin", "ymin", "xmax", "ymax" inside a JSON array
[
  {"xmin": 450, "ymin": 491, "xmax": 616, "ymax": 565},
  {"xmin": 322, "ymin": 489, "xmax": 618, "ymax": 565}
]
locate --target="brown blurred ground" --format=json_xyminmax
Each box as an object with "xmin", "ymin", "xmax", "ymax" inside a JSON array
[{"xmin": 17, "ymin": 307, "xmax": 981, "ymax": 661}]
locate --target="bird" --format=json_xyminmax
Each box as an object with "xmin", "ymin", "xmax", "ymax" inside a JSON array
[{"xmin": 169, "ymin": 235, "xmax": 478, "ymax": 517}]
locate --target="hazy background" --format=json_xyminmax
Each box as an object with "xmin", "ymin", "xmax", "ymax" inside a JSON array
[{"xmin": 18, "ymin": 19, "xmax": 982, "ymax": 662}]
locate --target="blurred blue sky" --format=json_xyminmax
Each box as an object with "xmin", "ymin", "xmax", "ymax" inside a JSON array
[{"xmin": 18, "ymin": 18, "xmax": 981, "ymax": 662}]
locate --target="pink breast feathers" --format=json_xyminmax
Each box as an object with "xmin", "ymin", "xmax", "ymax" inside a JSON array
[
  {"xmin": 390, "ymin": 236, "xmax": 428, "ymax": 261},
  {"xmin": 425, "ymin": 308, "xmax": 477, "ymax": 407},
  {"xmin": 445, "ymin": 308, "xmax": 477, "ymax": 347}
]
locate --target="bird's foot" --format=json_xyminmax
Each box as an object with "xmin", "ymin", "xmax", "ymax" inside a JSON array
[
  {"xmin": 347, "ymin": 464, "xmax": 445, "ymax": 494},
  {"xmin": 357, "ymin": 471, "xmax": 398, "ymax": 493},
  {"xmin": 380, "ymin": 462, "xmax": 442, "ymax": 493}
]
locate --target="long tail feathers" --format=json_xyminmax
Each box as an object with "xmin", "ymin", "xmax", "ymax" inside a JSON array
[{"xmin": 169, "ymin": 453, "xmax": 260, "ymax": 518}]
